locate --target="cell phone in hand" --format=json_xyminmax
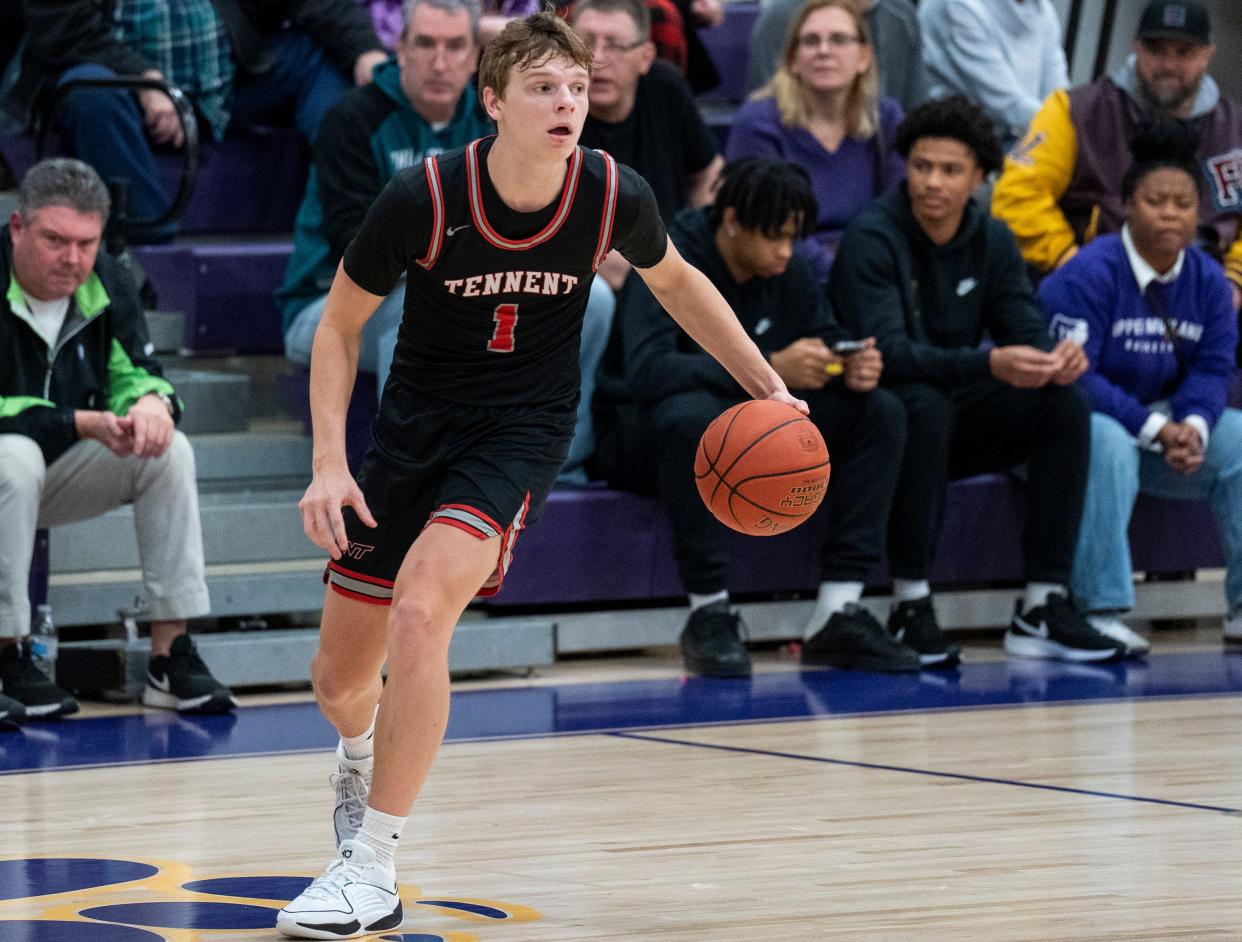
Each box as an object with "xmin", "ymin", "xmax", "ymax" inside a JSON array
[{"xmin": 831, "ymin": 340, "xmax": 868, "ymax": 355}]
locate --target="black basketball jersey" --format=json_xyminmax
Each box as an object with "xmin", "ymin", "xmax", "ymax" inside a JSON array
[{"xmin": 344, "ymin": 136, "xmax": 667, "ymax": 410}]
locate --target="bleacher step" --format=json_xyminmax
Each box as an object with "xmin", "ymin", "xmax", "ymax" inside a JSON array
[
  {"xmin": 56, "ymin": 620, "xmax": 555, "ymax": 695},
  {"xmin": 144, "ymin": 308, "xmax": 186, "ymax": 355},
  {"xmin": 166, "ymin": 367, "xmax": 250, "ymax": 434},
  {"xmin": 50, "ymin": 489, "xmax": 313, "ymax": 573},
  {"xmin": 189, "ymin": 431, "xmax": 311, "ymax": 491}
]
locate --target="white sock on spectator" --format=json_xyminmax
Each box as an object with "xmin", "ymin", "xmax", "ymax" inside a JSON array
[
  {"xmin": 1023, "ymin": 582, "xmax": 1065, "ymax": 613},
  {"xmin": 357, "ymin": 807, "xmax": 405, "ymax": 871},
  {"xmin": 893, "ymin": 579, "xmax": 931, "ymax": 604},
  {"xmin": 804, "ymin": 581, "xmax": 864, "ymax": 640},
  {"xmin": 689, "ymin": 590, "xmax": 729, "ymax": 613},
  {"xmin": 340, "ymin": 712, "xmax": 377, "ymax": 762}
]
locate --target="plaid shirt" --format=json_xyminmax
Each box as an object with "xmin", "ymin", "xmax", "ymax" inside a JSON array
[{"xmin": 115, "ymin": 0, "xmax": 235, "ymax": 141}]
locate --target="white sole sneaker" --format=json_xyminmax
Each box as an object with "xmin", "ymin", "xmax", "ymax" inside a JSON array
[
  {"xmin": 277, "ymin": 840, "xmax": 402, "ymax": 940},
  {"xmin": 1087, "ymin": 615, "xmax": 1150, "ymax": 656},
  {"xmin": 1003, "ymin": 629, "xmax": 1122, "ymax": 662}
]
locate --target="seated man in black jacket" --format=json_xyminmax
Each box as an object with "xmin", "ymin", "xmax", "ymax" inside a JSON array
[
  {"xmin": 830, "ymin": 96, "xmax": 1122, "ymax": 663},
  {"xmin": 605, "ymin": 157, "xmax": 920, "ymax": 677},
  {"xmin": 0, "ymin": 159, "xmax": 235, "ymax": 725}
]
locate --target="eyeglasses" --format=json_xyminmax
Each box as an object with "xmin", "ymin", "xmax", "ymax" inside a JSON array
[
  {"xmin": 577, "ymin": 33, "xmax": 647, "ymax": 56},
  {"xmin": 797, "ymin": 32, "xmax": 864, "ymax": 51}
]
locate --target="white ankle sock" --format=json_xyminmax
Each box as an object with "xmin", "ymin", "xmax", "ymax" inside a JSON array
[
  {"xmin": 340, "ymin": 713, "xmax": 376, "ymax": 762},
  {"xmin": 357, "ymin": 807, "xmax": 405, "ymax": 871},
  {"xmin": 893, "ymin": 579, "xmax": 931, "ymax": 604},
  {"xmin": 803, "ymin": 581, "xmax": 863, "ymax": 640},
  {"xmin": 1023, "ymin": 582, "xmax": 1064, "ymax": 612},
  {"xmin": 689, "ymin": 590, "xmax": 729, "ymax": 612}
]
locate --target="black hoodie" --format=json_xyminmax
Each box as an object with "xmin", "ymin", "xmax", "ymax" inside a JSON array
[
  {"xmin": 624, "ymin": 206, "xmax": 850, "ymax": 406},
  {"xmin": 828, "ymin": 182, "xmax": 1051, "ymax": 388}
]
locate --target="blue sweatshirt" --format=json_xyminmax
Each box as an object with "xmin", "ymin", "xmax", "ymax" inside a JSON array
[{"xmin": 1037, "ymin": 232, "xmax": 1237, "ymax": 437}]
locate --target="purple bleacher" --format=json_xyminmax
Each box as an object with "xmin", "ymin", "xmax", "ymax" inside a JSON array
[
  {"xmin": 482, "ymin": 476, "xmax": 1224, "ymax": 609},
  {"xmin": 3, "ymin": 129, "xmax": 306, "ymax": 235},
  {"xmin": 696, "ymin": 3, "xmax": 760, "ymax": 104},
  {"xmin": 135, "ymin": 241, "xmax": 291, "ymax": 353}
]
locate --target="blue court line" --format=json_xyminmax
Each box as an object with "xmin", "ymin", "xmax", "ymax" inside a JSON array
[{"xmin": 609, "ymin": 730, "xmax": 1242, "ymax": 816}]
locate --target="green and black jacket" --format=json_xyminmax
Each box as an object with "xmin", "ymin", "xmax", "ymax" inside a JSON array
[{"xmin": 0, "ymin": 225, "xmax": 179, "ymax": 463}]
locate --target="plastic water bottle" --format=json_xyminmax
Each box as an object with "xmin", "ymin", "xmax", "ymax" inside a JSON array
[{"xmin": 29, "ymin": 604, "xmax": 57, "ymax": 680}]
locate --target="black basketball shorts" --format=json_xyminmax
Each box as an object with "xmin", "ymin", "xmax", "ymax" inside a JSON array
[{"xmin": 325, "ymin": 394, "xmax": 575, "ymax": 605}]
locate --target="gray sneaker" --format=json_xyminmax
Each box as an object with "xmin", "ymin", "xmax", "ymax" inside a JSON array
[{"xmin": 332, "ymin": 740, "xmax": 373, "ymax": 847}]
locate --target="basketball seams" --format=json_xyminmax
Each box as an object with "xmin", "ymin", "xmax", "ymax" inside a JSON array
[{"xmin": 710, "ymin": 415, "xmax": 814, "ymax": 505}]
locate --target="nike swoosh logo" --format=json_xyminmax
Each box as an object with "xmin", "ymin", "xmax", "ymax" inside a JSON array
[
  {"xmin": 1013, "ymin": 615, "xmax": 1049, "ymax": 639},
  {"xmin": 446, "ymin": 224, "xmax": 470, "ymax": 237},
  {"xmin": 148, "ymin": 673, "xmax": 172, "ymax": 693}
]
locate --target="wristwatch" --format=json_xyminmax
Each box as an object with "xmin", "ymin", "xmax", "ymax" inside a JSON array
[{"xmin": 156, "ymin": 393, "xmax": 176, "ymax": 417}]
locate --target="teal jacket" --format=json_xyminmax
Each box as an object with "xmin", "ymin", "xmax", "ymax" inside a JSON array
[
  {"xmin": 276, "ymin": 58, "xmax": 493, "ymax": 330},
  {"xmin": 0, "ymin": 226, "xmax": 178, "ymax": 462}
]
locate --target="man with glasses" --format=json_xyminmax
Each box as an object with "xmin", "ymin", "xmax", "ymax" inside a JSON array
[
  {"xmin": 993, "ymin": 0, "xmax": 1242, "ymax": 310},
  {"xmin": 278, "ymin": 0, "xmax": 492, "ymax": 406}
]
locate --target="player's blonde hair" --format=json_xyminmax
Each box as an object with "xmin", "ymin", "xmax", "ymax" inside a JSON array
[{"xmin": 478, "ymin": 11, "xmax": 593, "ymax": 101}]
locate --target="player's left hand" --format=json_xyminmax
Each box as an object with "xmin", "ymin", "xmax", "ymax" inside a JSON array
[
  {"xmin": 127, "ymin": 394, "xmax": 176, "ymax": 459},
  {"xmin": 300, "ymin": 462, "xmax": 377, "ymax": 560}
]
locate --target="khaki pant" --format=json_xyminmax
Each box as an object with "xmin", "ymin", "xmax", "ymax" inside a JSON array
[{"xmin": 0, "ymin": 433, "xmax": 210, "ymax": 637}]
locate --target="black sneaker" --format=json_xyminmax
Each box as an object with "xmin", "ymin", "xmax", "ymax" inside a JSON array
[
  {"xmin": 143, "ymin": 635, "xmax": 238, "ymax": 714},
  {"xmin": 680, "ymin": 601, "xmax": 752, "ymax": 678},
  {"xmin": 0, "ymin": 691, "xmax": 27, "ymax": 730},
  {"xmin": 888, "ymin": 597, "xmax": 961, "ymax": 668},
  {"xmin": 802, "ymin": 603, "xmax": 921, "ymax": 672},
  {"xmin": 0, "ymin": 643, "xmax": 79, "ymax": 718},
  {"xmin": 1004, "ymin": 593, "xmax": 1125, "ymax": 662}
]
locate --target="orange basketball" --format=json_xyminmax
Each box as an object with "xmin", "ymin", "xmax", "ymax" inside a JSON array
[{"xmin": 694, "ymin": 400, "xmax": 831, "ymax": 536}]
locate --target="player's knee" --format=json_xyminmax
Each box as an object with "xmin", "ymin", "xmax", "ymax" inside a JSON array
[
  {"xmin": 311, "ymin": 650, "xmax": 369, "ymax": 706},
  {"xmin": 387, "ymin": 597, "xmax": 453, "ymax": 665}
]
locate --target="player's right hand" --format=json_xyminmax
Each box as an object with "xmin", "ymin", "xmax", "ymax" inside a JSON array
[{"xmin": 299, "ymin": 463, "xmax": 377, "ymax": 560}]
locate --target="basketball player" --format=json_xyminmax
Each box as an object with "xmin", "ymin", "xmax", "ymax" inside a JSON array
[{"xmin": 277, "ymin": 13, "xmax": 804, "ymax": 940}]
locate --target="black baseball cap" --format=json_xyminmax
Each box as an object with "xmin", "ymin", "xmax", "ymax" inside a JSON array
[{"xmin": 1136, "ymin": 0, "xmax": 1211, "ymax": 46}]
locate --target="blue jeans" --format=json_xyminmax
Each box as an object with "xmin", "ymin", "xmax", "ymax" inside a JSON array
[
  {"xmin": 1071, "ymin": 409, "xmax": 1242, "ymax": 614},
  {"xmin": 54, "ymin": 32, "xmax": 349, "ymax": 241},
  {"xmin": 283, "ymin": 276, "xmax": 616, "ymax": 482},
  {"xmin": 285, "ymin": 284, "xmax": 407, "ymax": 403}
]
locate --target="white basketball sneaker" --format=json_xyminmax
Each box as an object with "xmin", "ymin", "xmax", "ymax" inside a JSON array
[
  {"xmin": 1086, "ymin": 614, "xmax": 1151, "ymax": 656},
  {"xmin": 333, "ymin": 742, "xmax": 373, "ymax": 846},
  {"xmin": 276, "ymin": 840, "xmax": 402, "ymax": 939}
]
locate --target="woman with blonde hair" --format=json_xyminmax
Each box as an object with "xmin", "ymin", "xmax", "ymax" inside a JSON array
[{"xmin": 726, "ymin": 0, "xmax": 904, "ymax": 281}]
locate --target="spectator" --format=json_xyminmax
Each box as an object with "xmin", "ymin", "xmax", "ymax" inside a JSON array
[
  {"xmin": 573, "ymin": 0, "xmax": 722, "ymax": 222},
  {"xmin": 746, "ymin": 0, "xmax": 925, "ymax": 110},
  {"xmin": 5, "ymin": 0, "xmax": 388, "ymax": 242},
  {"xmin": 570, "ymin": 0, "xmax": 723, "ymax": 481},
  {"xmin": 919, "ymin": 0, "xmax": 1068, "ymax": 150},
  {"xmin": 0, "ymin": 159, "xmax": 235, "ymax": 725},
  {"xmin": 277, "ymin": 0, "xmax": 492, "ymax": 406},
  {"xmin": 831, "ymin": 96, "xmax": 1124, "ymax": 664},
  {"xmin": 727, "ymin": 0, "xmax": 905, "ymax": 282},
  {"xmin": 992, "ymin": 0, "xmax": 1242, "ymax": 308},
  {"xmin": 1038, "ymin": 120, "xmax": 1242, "ymax": 656},
  {"xmin": 613, "ymin": 158, "xmax": 912, "ymax": 677}
]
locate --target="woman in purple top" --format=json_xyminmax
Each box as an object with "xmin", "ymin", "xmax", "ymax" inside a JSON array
[{"xmin": 726, "ymin": 0, "xmax": 904, "ymax": 282}]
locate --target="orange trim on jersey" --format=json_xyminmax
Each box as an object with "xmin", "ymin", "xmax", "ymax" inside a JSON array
[
  {"xmin": 592, "ymin": 150, "xmax": 620, "ymax": 271},
  {"xmin": 466, "ymin": 138, "xmax": 584, "ymax": 251},
  {"xmin": 416, "ymin": 156, "xmax": 445, "ymax": 270}
]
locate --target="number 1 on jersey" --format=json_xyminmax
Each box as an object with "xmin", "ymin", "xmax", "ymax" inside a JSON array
[{"xmin": 488, "ymin": 303, "xmax": 519, "ymax": 353}]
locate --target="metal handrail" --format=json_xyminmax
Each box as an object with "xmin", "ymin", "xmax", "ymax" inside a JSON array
[{"xmin": 37, "ymin": 75, "xmax": 200, "ymax": 234}]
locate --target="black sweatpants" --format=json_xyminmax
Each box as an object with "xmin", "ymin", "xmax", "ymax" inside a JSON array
[
  {"xmin": 886, "ymin": 378, "xmax": 1090, "ymax": 585},
  {"xmin": 641, "ymin": 385, "xmax": 907, "ymax": 594}
]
